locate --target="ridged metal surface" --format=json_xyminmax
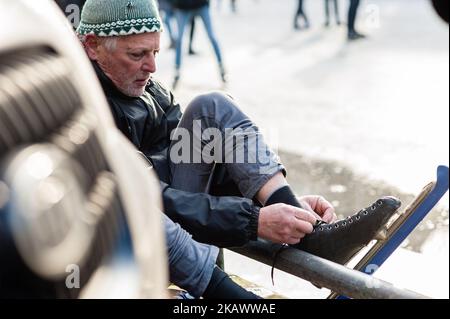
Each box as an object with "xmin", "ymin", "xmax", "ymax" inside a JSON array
[{"xmin": 0, "ymin": 47, "xmax": 126, "ymax": 298}]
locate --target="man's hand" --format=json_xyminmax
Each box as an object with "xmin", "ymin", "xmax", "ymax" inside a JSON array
[
  {"xmin": 258, "ymin": 204, "xmax": 318, "ymax": 244},
  {"xmin": 298, "ymin": 195, "xmax": 337, "ymax": 223}
]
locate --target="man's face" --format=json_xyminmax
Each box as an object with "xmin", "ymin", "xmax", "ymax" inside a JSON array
[{"xmin": 94, "ymin": 32, "xmax": 160, "ymax": 97}]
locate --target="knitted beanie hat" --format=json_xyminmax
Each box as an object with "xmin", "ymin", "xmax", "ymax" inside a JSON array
[{"xmin": 76, "ymin": 0, "xmax": 162, "ymax": 37}]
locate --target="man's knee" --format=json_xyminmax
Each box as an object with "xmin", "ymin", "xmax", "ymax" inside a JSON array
[{"xmin": 185, "ymin": 92, "xmax": 237, "ymax": 118}]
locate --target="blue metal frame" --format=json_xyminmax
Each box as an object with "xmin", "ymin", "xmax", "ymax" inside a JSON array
[{"xmin": 337, "ymin": 165, "xmax": 449, "ymax": 299}]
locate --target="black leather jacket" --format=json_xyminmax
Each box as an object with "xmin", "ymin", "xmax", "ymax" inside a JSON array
[{"xmin": 93, "ymin": 63, "xmax": 260, "ymax": 247}]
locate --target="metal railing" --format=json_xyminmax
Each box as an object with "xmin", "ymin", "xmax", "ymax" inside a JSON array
[{"xmin": 231, "ymin": 241, "xmax": 430, "ymax": 299}]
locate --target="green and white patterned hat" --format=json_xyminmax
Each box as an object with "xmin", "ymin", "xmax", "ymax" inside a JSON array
[{"xmin": 77, "ymin": 0, "xmax": 162, "ymax": 37}]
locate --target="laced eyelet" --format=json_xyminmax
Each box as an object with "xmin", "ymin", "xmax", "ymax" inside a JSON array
[{"xmin": 319, "ymin": 227, "xmax": 323, "ymax": 231}]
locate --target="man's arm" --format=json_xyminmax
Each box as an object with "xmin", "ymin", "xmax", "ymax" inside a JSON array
[
  {"xmin": 162, "ymin": 182, "xmax": 324, "ymax": 247},
  {"xmin": 161, "ymin": 181, "xmax": 260, "ymax": 248}
]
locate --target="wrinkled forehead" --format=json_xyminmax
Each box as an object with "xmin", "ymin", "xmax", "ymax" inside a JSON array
[{"xmin": 116, "ymin": 32, "xmax": 161, "ymax": 50}]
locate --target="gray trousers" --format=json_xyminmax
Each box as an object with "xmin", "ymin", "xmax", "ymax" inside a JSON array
[{"xmin": 169, "ymin": 92, "xmax": 285, "ymax": 199}]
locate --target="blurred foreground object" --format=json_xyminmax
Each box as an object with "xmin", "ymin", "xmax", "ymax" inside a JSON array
[{"xmin": 0, "ymin": 0, "xmax": 167, "ymax": 298}]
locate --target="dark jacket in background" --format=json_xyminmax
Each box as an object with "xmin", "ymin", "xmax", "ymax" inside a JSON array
[
  {"xmin": 55, "ymin": 0, "xmax": 86, "ymax": 13},
  {"xmin": 171, "ymin": 0, "xmax": 209, "ymax": 10},
  {"xmin": 54, "ymin": 0, "xmax": 86, "ymax": 29}
]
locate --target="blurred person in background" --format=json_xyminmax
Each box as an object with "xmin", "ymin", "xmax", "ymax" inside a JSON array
[
  {"xmin": 187, "ymin": 17, "xmax": 198, "ymax": 55},
  {"xmin": 231, "ymin": 0, "xmax": 237, "ymax": 13},
  {"xmin": 324, "ymin": 0, "xmax": 341, "ymax": 27},
  {"xmin": 171, "ymin": 0, "xmax": 226, "ymax": 88},
  {"xmin": 158, "ymin": 0, "xmax": 177, "ymax": 49},
  {"xmin": 294, "ymin": 0, "xmax": 310, "ymax": 30},
  {"xmin": 347, "ymin": 0, "xmax": 365, "ymax": 40},
  {"xmin": 159, "ymin": 0, "xmax": 198, "ymax": 53},
  {"xmin": 217, "ymin": 0, "xmax": 237, "ymax": 13}
]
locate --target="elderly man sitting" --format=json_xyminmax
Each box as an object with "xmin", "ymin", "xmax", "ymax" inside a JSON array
[{"xmin": 75, "ymin": 0, "xmax": 401, "ymax": 297}]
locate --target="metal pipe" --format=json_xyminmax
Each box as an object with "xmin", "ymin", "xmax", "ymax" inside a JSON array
[{"xmin": 230, "ymin": 240, "xmax": 430, "ymax": 299}]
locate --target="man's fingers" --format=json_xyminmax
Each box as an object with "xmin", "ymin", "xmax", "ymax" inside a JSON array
[
  {"xmin": 291, "ymin": 207, "xmax": 318, "ymax": 225},
  {"xmin": 317, "ymin": 196, "xmax": 335, "ymax": 216},
  {"xmin": 322, "ymin": 208, "xmax": 338, "ymax": 223},
  {"xmin": 286, "ymin": 232, "xmax": 307, "ymax": 245},
  {"xmin": 298, "ymin": 200, "xmax": 322, "ymax": 220},
  {"xmin": 287, "ymin": 237, "xmax": 302, "ymax": 245},
  {"xmin": 292, "ymin": 218, "xmax": 314, "ymax": 234},
  {"xmin": 298, "ymin": 195, "xmax": 336, "ymax": 220}
]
